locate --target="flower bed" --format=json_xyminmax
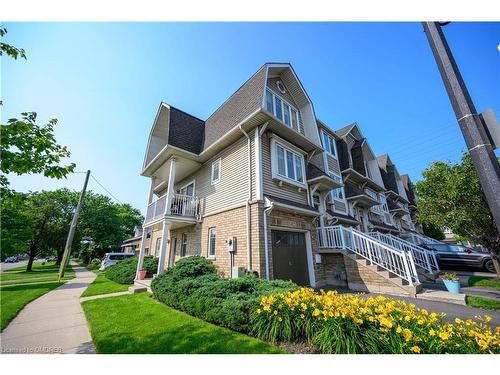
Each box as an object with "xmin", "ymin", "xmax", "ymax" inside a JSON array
[
  {"xmin": 251, "ymin": 288, "xmax": 500, "ymax": 354},
  {"xmin": 151, "ymin": 256, "xmax": 297, "ymax": 333}
]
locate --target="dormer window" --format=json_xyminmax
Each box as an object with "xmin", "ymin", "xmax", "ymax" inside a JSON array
[
  {"xmin": 265, "ymin": 89, "xmax": 299, "ymax": 132},
  {"xmin": 322, "ymin": 131, "xmax": 337, "ymax": 157}
]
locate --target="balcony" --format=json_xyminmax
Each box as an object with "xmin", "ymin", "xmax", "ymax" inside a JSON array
[
  {"xmin": 145, "ymin": 193, "xmax": 199, "ymax": 225},
  {"xmin": 345, "ymin": 183, "xmax": 379, "ymax": 208},
  {"xmin": 388, "ymin": 199, "xmax": 410, "ymax": 216}
]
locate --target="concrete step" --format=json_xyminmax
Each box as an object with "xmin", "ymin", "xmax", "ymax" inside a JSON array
[{"xmin": 129, "ymin": 285, "xmax": 147, "ymax": 294}]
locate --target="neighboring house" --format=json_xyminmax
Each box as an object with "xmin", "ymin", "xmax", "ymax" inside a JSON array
[
  {"xmin": 121, "ymin": 227, "xmax": 144, "ymax": 255},
  {"xmin": 136, "ymin": 62, "xmax": 435, "ymax": 297}
]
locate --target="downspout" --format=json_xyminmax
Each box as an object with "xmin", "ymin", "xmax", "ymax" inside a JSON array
[
  {"xmin": 263, "ymin": 199, "xmax": 274, "ymax": 280},
  {"xmin": 239, "ymin": 124, "xmax": 252, "ymax": 271}
]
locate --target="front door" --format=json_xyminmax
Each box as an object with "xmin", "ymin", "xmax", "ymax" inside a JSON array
[{"xmin": 271, "ymin": 230, "xmax": 309, "ymax": 286}]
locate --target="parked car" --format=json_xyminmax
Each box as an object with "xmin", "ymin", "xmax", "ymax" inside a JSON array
[
  {"xmin": 45, "ymin": 256, "xmax": 57, "ymax": 262},
  {"xmin": 99, "ymin": 252, "xmax": 136, "ymax": 271},
  {"xmin": 421, "ymin": 243, "xmax": 495, "ymax": 273},
  {"xmin": 4, "ymin": 256, "xmax": 19, "ymax": 263}
]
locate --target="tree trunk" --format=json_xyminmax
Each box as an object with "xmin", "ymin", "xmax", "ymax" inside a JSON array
[
  {"xmin": 26, "ymin": 253, "xmax": 35, "ymax": 272},
  {"xmin": 491, "ymin": 254, "xmax": 500, "ymax": 279},
  {"xmin": 56, "ymin": 247, "xmax": 64, "ymax": 265}
]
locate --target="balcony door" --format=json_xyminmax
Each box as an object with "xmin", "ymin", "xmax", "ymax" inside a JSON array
[{"xmin": 179, "ymin": 181, "xmax": 195, "ymax": 197}]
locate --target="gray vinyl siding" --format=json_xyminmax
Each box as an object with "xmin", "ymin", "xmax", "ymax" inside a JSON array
[
  {"xmin": 175, "ymin": 135, "xmax": 253, "ymax": 216},
  {"xmin": 326, "ymin": 154, "xmax": 340, "ymax": 175},
  {"xmin": 261, "ymin": 132, "xmax": 308, "ymax": 205}
]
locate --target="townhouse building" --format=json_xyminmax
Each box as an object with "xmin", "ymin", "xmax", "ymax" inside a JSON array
[{"xmin": 135, "ymin": 62, "xmax": 436, "ymax": 297}]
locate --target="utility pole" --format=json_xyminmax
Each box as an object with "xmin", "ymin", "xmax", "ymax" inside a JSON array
[
  {"xmin": 422, "ymin": 22, "xmax": 500, "ymax": 234},
  {"xmin": 58, "ymin": 170, "xmax": 91, "ymax": 280}
]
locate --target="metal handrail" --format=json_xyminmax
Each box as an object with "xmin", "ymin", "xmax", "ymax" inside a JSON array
[{"xmin": 318, "ymin": 225, "xmax": 419, "ymax": 285}]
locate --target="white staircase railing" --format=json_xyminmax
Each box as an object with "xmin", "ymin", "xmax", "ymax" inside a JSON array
[
  {"xmin": 368, "ymin": 232, "xmax": 439, "ymax": 273},
  {"xmin": 402, "ymin": 232, "xmax": 442, "ymax": 246},
  {"xmin": 318, "ymin": 226, "xmax": 419, "ymax": 285}
]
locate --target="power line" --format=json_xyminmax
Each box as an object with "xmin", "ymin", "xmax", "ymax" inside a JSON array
[{"xmin": 89, "ymin": 173, "xmax": 124, "ymax": 204}]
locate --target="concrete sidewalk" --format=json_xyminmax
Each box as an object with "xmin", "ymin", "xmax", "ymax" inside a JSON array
[{"xmin": 1, "ymin": 265, "xmax": 97, "ymax": 354}]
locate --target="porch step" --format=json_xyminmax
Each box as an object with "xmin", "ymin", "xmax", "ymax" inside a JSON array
[
  {"xmin": 129, "ymin": 285, "xmax": 147, "ymax": 294},
  {"xmin": 344, "ymin": 252, "xmax": 422, "ymax": 297}
]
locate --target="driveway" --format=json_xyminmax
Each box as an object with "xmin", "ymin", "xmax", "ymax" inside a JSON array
[{"xmin": 0, "ymin": 265, "xmax": 97, "ymax": 354}]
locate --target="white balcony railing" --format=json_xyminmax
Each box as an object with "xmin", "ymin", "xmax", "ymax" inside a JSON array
[{"xmin": 145, "ymin": 193, "xmax": 198, "ymax": 223}]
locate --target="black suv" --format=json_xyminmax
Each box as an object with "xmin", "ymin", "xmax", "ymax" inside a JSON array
[{"xmin": 421, "ymin": 243, "xmax": 495, "ymax": 273}]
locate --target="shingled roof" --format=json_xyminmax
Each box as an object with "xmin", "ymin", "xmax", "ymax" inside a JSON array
[{"xmin": 167, "ymin": 106, "xmax": 205, "ymax": 154}]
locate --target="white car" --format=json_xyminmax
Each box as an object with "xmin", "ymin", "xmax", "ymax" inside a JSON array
[{"xmin": 99, "ymin": 252, "xmax": 135, "ymax": 271}]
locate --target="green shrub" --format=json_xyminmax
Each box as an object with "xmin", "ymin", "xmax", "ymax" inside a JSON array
[
  {"xmin": 151, "ymin": 256, "xmax": 297, "ymax": 333},
  {"xmin": 105, "ymin": 256, "xmax": 158, "ymax": 285}
]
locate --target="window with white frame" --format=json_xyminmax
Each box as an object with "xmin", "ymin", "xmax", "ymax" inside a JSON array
[
  {"xmin": 379, "ymin": 194, "xmax": 389, "ymax": 212},
  {"xmin": 155, "ymin": 237, "xmax": 162, "ymax": 257},
  {"xmin": 273, "ymin": 140, "xmax": 305, "ymax": 186},
  {"xmin": 330, "ymin": 174, "xmax": 344, "ymax": 200},
  {"xmin": 211, "ymin": 158, "xmax": 221, "ymax": 185},
  {"xmin": 181, "ymin": 233, "xmax": 188, "ymax": 257},
  {"xmin": 322, "ymin": 131, "xmax": 337, "ymax": 157},
  {"xmin": 207, "ymin": 227, "xmax": 216, "ymax": 258},
  {"xmin": 265, "ymin": 89, "xmax": 299, "ymax": 132}
]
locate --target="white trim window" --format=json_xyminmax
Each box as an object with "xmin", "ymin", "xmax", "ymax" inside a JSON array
[
  {"xmin": 207, "ymin": 227, "xmax": 216, "ymax": 258},
  {"xmin": 271, "ymin": 138, "xmax": 306, "ymax": 187},
  {"xmin": 312, "ymin": 194, "xmax": 320, "ymax": 209},
  {"xmin": 330, "ymin": 174, "xmax": 344, "ymax": 200},
  {"xmin": 180, "ymin": 233, "xmax": 188, "ymax": 257},
  {"xmin": 265, "ymin": 89, "xmax": 299, "ymax": 132},
  {"xmin": 211, "ymin": 158, "xmax": 221, "ymax": 185},
  {"xmin": 154, "ymin": 237, "xmax": 162, "ymax": 257},
  {"xmin": 322, "ymin": 131, "xmax": 337, "ymax": 157}
]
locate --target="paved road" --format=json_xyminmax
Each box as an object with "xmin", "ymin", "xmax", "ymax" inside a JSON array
[
  {"xmin": 0, "ymin": 265, "xmax": 97, "ymax": 354},
  {"xmin": 423, "ymin": 281, "xmax": 500, "ymax": 300},
  {"xmin": 0, "ymin": 261, "xmax": 27, "ymax": 272}
]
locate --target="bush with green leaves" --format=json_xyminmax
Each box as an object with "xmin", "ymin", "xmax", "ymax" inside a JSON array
[
  {"xmin": 151, "ymin": 256, "xmax": 297, "ymax": 333},
  {"xmin": 105, "ymin": 256, "xmax": 158, "ymax": 285}
]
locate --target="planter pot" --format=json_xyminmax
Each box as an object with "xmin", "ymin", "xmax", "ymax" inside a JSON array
[
  {"xmin": 137, "ymin": 270, "xmax": 147, "ymax": 280},
  {"xmin": 443, "ymin": 279, "xmax": 461, "ymax": 294}
]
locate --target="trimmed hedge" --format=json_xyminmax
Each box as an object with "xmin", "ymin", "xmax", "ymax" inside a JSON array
[
  {"xmin": 105, "ymin": 256, "xmax": 158, "ymax": 285},
  {"xmin": 151, "ymin": 256, "xmax": 297, "ymax": 333}
]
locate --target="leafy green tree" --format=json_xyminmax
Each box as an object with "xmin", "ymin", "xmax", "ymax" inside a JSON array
[
  {"xmin": 416, "ymin": 153, "xmax": 500, "ymax": 277},
  {"xmin": 0, "ymin": 113, "xmax": 76, "ymax": 188},
  {"xmin": 0, "ymin": 26, "xmax": 26, "ymax": 60},
  {"xmin": 1, "ymin": 188, "xmax": 143, "ymax": 269},
  {"xmin": 0, "ymin": 190, "xmax": 32, "ymax": 260},
  {"xmin": 1, "ymin": 27, "xmax": 74, "ymax": 187},
  {"xmin": 421, "ymin": 222, "xmax": 445, "ymax": 241}
]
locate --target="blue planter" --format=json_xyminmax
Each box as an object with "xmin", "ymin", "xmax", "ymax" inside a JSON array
[{"xmin": 443, "ymin": 279, "xmax": 461, "ymax": 294}]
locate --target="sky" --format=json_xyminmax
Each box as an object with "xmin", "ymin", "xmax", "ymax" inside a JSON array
[{"xmin": 1, "ymin": 22, "xmax": 499, "ymax": 213}]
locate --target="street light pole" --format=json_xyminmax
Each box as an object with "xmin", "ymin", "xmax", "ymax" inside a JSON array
[
  {"xmin": 58, "ymin": 170, "xmax": 91, "ymax": 280},
  {"xmin": 422, "ymin": 22, "xmax": 500, "ymax": 234}
]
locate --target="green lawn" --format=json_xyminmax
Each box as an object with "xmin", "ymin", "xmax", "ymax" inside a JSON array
[
  {"xmin": 81, "ymin": 275, "xmax": 129, "ymax": 297},
  {"xmin": 468, "ymin": 276, "xmax": 500, "ymax": 290},
  {"xmin": 466, "ymin": 296, "xmax": 500, "ymax": 311},
  {"xmin": 82, "ymin": 293, "xmax": 285, "ymax": 354},
  {"xmin": 0, "ymin": 281, "xmax": 64, "ymax": 330},
  {"xmin": 0, "ymin": 262, "xmax": 74, "ymax": 284}
]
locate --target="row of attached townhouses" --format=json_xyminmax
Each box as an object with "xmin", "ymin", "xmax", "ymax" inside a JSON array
[{"xmin": 134, "ymin": 63, "xmax": 440, "ymax": 297}]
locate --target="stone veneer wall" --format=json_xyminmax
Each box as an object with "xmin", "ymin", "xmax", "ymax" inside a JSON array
[{"xmin": 315, "ymin": 253, "xmax": 348, "ymax": 288}]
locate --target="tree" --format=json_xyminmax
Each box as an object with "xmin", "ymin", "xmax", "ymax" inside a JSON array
[
  {"xmin": 0, "ymin": 26, "xmax": 26, "ymax": 60},
  {"xmin": 0, "ymin": 190, "xmax": 32, "ymax": 260},
  {"xmin": 421, "ymin": 222, "xmax": 445, "ymax": 241},
  {"xmin": 0, "ymin": 113, "xmax": 76, "ymax": 188},
  {"xmin": 1, "ymin": 27, "xmax": 74, "ymax": 187},
  {"xmin": 416, "ymin": 153, "xmax": 500, "ymax": 277},
  {"xmin": 1, "ymin": 188, "xmax": 143, "ymax": 268}
]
